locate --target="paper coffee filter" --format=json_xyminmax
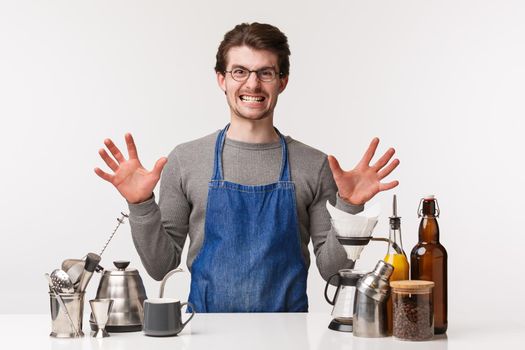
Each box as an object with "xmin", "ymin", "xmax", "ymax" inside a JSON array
[
  {"xmin": 342, "ymin": 245, "xmax": 365, "ymax": 261},
  {"xmin": 326, "ymin": 201, "xmax": 380, "ymax": 237},
  {"xmin": 326, "ymin": 200, "xmax": 381, "ymax": 261}
]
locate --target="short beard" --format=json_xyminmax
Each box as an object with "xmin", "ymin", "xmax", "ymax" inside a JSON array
[{"xmin": 232, "ymin": 108, "xmax": 273, "ymax": 121}]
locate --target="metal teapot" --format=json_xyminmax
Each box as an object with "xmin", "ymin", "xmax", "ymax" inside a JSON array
[{"xmin": 89, "ymin": 260, "xmax": 147, "ymax": 332}]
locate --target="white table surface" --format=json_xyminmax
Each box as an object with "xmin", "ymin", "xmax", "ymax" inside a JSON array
[{"xmin": 1, "ymin": 313, "xmax": 523, "ymax": 349}]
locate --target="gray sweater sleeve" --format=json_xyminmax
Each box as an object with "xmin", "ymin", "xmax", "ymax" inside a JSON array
[
  {"xmin": 310, "ymin": 158, "xmax": 364, "ymax": 282},
  {"xmin": 127, "ymin": 152, "xmax": 189, "ymax": 281}
]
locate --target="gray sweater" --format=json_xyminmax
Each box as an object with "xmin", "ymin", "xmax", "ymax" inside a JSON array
[{"xmin": 128, "ymin": 130, "xmax": 363, "ymax": 281}]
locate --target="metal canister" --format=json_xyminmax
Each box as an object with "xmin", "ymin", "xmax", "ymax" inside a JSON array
[
  {"xmin": 49, "ymin": 292, "xmax": 85, "ymax": 338},
  {"xmin": 353, "ymin": 260, "xmax": 394, "ymax": 337}
]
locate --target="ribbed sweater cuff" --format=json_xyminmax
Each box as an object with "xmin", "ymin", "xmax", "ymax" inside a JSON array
[
  {"xmin": 128, "ymin": 194, "xmax": 157, "ymax": 217},
  {"xmin": 335, "ymin": 193, "xmax": 364, "ymax": 214}
]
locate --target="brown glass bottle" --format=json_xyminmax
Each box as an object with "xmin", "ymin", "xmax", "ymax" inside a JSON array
[{"xmin": 410, "ymin": 196, "xmax": 447, "ymax": 334}]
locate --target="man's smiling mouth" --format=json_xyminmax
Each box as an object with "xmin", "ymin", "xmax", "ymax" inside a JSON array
[{"xmin": 240, "ymin": 95, "xmax": 265, "ymax": 102}]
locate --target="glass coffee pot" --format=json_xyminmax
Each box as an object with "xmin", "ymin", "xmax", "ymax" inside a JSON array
[{"xmin": 324, "ymin": 269, "xmax": 366, "ymax": 332}]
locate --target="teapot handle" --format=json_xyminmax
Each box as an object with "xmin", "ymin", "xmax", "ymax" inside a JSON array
[
  {"xmin": 324, "ymin": 272, "xmax": 340, "ymax": 305},
  {"xmin": 159, "ymin": 268, "xmax": 184, "ymax": 298}
]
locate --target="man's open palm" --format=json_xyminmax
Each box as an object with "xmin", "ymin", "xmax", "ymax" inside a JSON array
[
  {"xmin": 94, "ymin": 133, "xmax": 167, "ymax": 204},
  {"xmin": 328, "ymin": 138, "xmax": 400, "ymax": 205}
]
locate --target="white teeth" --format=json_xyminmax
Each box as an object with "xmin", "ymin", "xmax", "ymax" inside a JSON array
[{"xmin": 240, "ymin": 95, "xmax": 264, "ymax": 102}]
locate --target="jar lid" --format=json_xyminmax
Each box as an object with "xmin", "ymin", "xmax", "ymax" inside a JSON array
[{"xmin": 390, "ymin": 280, "xmax": 434, "ymax": 292}]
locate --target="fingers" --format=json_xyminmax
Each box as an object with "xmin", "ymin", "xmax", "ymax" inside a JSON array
[
  {"xmin": 327, "ymin": 155, "xmax": 344, "ymax": 178},
  {"xmin": 94, "ymin": 167, "xmax": 115, "ymax": 183},
  {"xmin": 378, "ymin": 158, "xmax": 400, "ymax": 179},
  {"xmin": 379, "ymin": 180, "xmax": 399, "ymax": 192},
  {"xmin": 372, "ymin": 148, "xmax": 395, "ymax": 171},
  {"xmin": 125, "ymin": 133, "xmax": 139, "ymax": 160},
  {"xmin": 104, "ymin": 138, "xmax": 126, "ymax": 164},
  {"xmin": 151, "ymin": 157, "xmax": 168, "ymax": 178},
  {"xmin": 358, "ymin": 137, "xmax": 379, "ymax": 167},
  {"xmin": 98, "ymin": 148, "xmax": 119, "ymax": 172}
]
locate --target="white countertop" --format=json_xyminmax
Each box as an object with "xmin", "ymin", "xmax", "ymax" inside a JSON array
[{"xmin": 1, "ymin": 313, "xmax": 523, "ymax": 349}]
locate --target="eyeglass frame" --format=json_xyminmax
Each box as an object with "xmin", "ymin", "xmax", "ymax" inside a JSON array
[{"xmin": 223, "ymin": 66, "xmax": 285, "ymax": 82}]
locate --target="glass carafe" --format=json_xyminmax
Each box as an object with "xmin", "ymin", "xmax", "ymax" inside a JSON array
[{"xmin": 324, "ymin": 269, "xmax": 366, "ymax": 332}]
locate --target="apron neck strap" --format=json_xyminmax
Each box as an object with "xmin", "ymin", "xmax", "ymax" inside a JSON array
[{"xmin": 212, "ymin": 124, "xmax": 290, "ymax": 182}]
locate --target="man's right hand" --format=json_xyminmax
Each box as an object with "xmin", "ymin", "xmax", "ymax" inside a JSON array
[{"xmin": 94, "ymin": 133, "xmax": 168, "ymax": 204}]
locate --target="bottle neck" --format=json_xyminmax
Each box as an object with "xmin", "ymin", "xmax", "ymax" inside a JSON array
[
  {"xmin": 419, "ymin": 215, "xmax": 440, "ymax": 243},
  {"xmin": 387, "ymin": 227, "xmax": 404, "ymax": 254}
]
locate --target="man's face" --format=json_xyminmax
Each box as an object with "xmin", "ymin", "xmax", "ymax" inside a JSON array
[{"xmin": 217, "ymin": 46, "xmax": 288, "ymax": 122}]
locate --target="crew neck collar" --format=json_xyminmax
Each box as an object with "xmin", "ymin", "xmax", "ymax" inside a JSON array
[{"xmin": 224, "ymin": 135, "xmax": 292, "ymax": 150}]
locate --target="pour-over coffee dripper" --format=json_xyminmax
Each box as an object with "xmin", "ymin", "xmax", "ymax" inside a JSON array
[{"xmin": 325, "ymin": 198, "xmax": 407, "ymax": 333}]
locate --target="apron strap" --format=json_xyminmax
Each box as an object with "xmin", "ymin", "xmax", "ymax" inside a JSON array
[
  {"xmin": 211, "ymin": 124, "xmax": 291, "ymax": 182},
  {"xmin": 276, "ymin": 129, "xmax": 290, "ymax": 182},
  {"xmin": 211, "ymin": 126, "xmax": 228, "ymax": 181}
]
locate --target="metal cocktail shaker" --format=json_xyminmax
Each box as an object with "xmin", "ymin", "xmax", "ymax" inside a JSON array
[{"xmin": 353, "ymin": 260, "xmax": 394, "ymax": 337}]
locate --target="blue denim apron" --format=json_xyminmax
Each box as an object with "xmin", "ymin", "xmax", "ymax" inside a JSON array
[{"xmin": 187, "ymin": 125, "xmax": 308, "ymax": 312}]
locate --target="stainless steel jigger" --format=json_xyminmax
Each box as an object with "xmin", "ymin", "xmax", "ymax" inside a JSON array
[{"xmin": 89, "ymin": 299, "xmax": 114, "ymax": 338}]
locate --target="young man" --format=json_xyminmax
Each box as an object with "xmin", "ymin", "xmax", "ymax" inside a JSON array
[{"xmin": 95, "ymin": 23, "xmax": 399, "ymax": 312}]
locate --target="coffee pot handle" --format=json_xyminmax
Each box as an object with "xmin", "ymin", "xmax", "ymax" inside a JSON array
[
  {"xmin": 324, "ymin": 272, "xmax": 340, "ymax": 305},
  {"xmin": 180, "ymin": 302, "xmax": 195, "ymax": 329},
  {"xmin": 159, "ymin": 268, "xmax": 184, "ymax": 298}
]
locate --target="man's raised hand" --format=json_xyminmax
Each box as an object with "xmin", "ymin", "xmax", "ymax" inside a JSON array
[
  {"xmin": 328, "ymin": 138, "xmax": 400, "ymax": 206},
  {"xmin": 94, "ymin": 133, "xmax": 167, "ymax": 204}
]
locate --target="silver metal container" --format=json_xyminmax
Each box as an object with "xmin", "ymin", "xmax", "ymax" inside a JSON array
[
  {"xmin": 353, "ymin": 260, "xmax": 394, "ymax": 338},
  {"xmin": 49, "ymin": 292, "xmax": 85, "ymax": 338},
  {"xmin": 90, "ymin": 261, "xmax": 147, "ymax": 332}
]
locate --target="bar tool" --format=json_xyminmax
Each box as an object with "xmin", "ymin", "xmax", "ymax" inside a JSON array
[
  {"xmin": 99, "ymin": 212, "xmax": 129, "ymax": 257},
  {"xmin": 62, "ymin": 258, "xmax": 84, "ymax": 272},
  {"xmin": 77, "ymin": 253, "xmax": 101, "ymax": 293},
  {"xmin": 66, "ymin": 262, "xmax": 84, "ymax": 286},
  {"xmin": 62, "ymin": 259, "xmax": 85, "ymax": 287},
  {"xmin": 50, "ymin": 269, "xmax": 75, "ymax": 294},
  {"xmin": 353, "ymin": 260, "xmax": 394, "ymax": 338},
  {"xmin": 89, "ymin": 299, "xmax": 114, "ymax": 338},
  {"xmin": 45, "ymin": 273, "xmax": 82, "ymax": 337},
  {"xmin": 62, "ymin": 212, "xmax": 129, "ymax": 288}
]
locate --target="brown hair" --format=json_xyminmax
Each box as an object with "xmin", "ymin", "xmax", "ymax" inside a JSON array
[{"xmin": 215, "ymin": 23, "xmax": 290, "ymax": 77}]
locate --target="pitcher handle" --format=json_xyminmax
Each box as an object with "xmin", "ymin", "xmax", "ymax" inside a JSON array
[
  {"xmin": 180, "ymin": 302, "xmax": 195, "ymax": 329},
  {"xmin": 324, "ymin": 272, "xmax": 340, "ymax": 305},
  {"xmin": 159, "ymin": 268, "xmax": 184, "ymax": 298}
]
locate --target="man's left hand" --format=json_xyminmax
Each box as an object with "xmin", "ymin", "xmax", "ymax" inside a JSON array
[{"xmin": 328, "ymin": 137, "xmax": 400, "ymax": 206}]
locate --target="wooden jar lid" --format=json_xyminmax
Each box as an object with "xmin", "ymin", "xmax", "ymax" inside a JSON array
[{"xmin": 390, "ymin": 280, "xmax": 434, "ymax": 292}]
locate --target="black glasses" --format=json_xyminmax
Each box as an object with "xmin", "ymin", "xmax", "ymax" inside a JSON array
[{"xmin": 224, "ymin": 67, "xmax": 282, "ymax": 82}]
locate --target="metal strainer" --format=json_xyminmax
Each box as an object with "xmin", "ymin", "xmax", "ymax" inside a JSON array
[{"xmin": 50, "ymin": 269, "xmax": 75, "ymax": 294}]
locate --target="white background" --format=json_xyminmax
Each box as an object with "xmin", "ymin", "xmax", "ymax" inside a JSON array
[{"xmin": 1, "ymin": 0, "xmax": 524, "ymax": 324}]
